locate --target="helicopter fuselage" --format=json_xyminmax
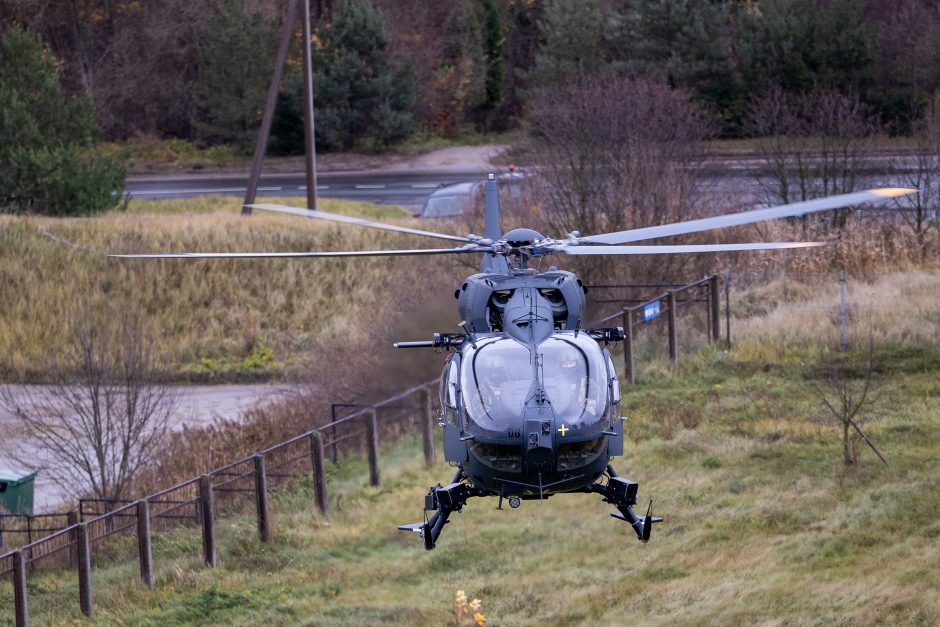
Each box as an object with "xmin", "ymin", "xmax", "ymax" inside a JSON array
[{"xmin": 438, "ymin": 268, "xmax": 625, "ymax": 499}]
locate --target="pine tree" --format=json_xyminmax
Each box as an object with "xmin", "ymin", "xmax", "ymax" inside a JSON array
[
  {"xmin": 192, "ymin": 0, "xmax": 278, "ymax": 151},
  {"xmin": 313, "ymin": 0, "xmax": 414, "ymax": 150},
  {"xmin": 525, "ymin": 0, "xmax": 609, "ymax": 87},
  {"xmin": 481, "ymin": 0, "xmax": 504, "ymax": 117},
  {"xmin": 627, "ymin": 0, "xmax": 740, "ymax": 131},
  {"xmin": 0, "ymin": 25, "xmax": 125, "ymax": 215},
  {"xmin": 735, "ymin": 0, "xmax": 874, "ymax": 96}
]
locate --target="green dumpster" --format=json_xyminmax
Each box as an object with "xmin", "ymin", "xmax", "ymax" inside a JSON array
[{"xmin": 0, "ymin": 468, "xmax": 37, "ymax": 515}]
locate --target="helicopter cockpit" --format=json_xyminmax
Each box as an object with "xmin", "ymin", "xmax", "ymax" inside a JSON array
[{"xmin": 459, "ymin": 332, "xmax": 611, "ymax": 439}]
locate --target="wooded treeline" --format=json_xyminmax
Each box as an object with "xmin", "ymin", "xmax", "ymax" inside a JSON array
[{"xmin": 2, "ymin": 0, "xmax": 940, "ymax": 151}]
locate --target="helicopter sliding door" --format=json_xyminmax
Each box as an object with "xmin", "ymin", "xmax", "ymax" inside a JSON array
[{"xmin": 440, "ymin": 356, "xmax": 468, "ymax": 462}]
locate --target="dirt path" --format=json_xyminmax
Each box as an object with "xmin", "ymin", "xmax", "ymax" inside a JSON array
[{"xmin": 134, "ymin": 144, "xmax": 514, "ymax": 176}]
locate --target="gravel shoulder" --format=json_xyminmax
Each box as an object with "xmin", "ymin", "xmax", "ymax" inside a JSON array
[{"xmin": 130, "ymin": 144, "xmax": 514, "ymax": 177}]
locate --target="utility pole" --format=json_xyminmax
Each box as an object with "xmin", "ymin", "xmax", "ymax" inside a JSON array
[
  {"xmin": 300, "ymin": 0, "xmax": 319, "ymax": 212},
  {"xmin": 243, "ymin": 0, "xmax": 318, "ymax": 215}
]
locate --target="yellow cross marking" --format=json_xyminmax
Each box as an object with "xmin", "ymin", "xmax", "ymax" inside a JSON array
[{"xmin": 557, "ymin": 424, "xmax": 569, "ymax": 436}]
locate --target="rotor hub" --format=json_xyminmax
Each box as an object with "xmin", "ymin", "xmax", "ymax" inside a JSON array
[{"xmin": 501, "ymin": 228, "xmax": 544, "ymax": 248}]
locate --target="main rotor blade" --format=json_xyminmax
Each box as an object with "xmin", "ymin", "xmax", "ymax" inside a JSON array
[
  {"xmin": 557, "ymin": 242, "xmax": 825, "ymax": 255},
  {"xmin": 109, "ymin": 246, "xmax": 491, "ymax": 259},
  {"xmin": 578, "ymin": 188, "xmax": 916, "ymax": 245},
  {"xmin": 246, "ymin": 203, "xmax": 472, "ymax": 243}
]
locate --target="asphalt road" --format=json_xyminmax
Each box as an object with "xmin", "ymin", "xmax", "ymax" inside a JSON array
[
  {"xmin": 126, "ymin": 151, "xmax": 921, "ymax": 214},
  {"xmin": 126, "ymin": 171, "xmax": 488, "ymax": 213}
]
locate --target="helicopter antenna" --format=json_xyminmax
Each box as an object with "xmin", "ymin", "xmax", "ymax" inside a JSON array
[
  {"xmin": 481, "ymin": 174, "xmax": 510, "ymax": 274},
  {"xmin": 483, "ymin": 173, "xmax": 501, "ymax": 240}
]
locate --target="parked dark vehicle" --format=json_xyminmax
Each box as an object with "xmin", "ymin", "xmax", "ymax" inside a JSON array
[{"xmin": 421, "ymin": 172, "xmax": 525, "ymax": 219}]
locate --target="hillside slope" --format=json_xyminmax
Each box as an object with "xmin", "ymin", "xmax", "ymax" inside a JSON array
[
  {"xmin": 3, "ymin": 339, "xmax": 938, "ymax": 625},
  {"xmin": 0, "ymin": 197, "xmax": 462, "ymax": 382}
]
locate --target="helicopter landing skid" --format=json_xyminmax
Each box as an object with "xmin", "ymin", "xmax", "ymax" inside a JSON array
[
  {"xmin": 586, "ymin": 465, "xmax": 663, "ymax": 542},
  {"xmin": 398, "ymin": 470, "xmax": 485, "ymax": 550}
]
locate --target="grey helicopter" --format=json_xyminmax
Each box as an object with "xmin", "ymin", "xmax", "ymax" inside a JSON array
[{"xmin": 112, "ymin": 178, "xmax": 914, "ymax": 550}]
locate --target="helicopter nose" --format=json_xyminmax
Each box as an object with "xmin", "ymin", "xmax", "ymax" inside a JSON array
[{"xmin": 526, "ymin": 417, "xmax": 554, "ymax": 450}]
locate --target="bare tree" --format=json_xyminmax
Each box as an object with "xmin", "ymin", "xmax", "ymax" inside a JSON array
[
  {"xmin": 522, "ymin": 75, "xmax": 714, "ymax": 283},
  {"xmin": 749, "ymin": 87, "xmax": 881, "ymax": 230},
  {"xmin": 893, "ymin": 110, "xmax": 940, "ymax": 260},
  {"xmin": 810, "ymin": 334, "xmax": 888, "ymax": 467},
  {"xmin": 0, "ymin": 311, "xmax": 177, "ymax": 503}
]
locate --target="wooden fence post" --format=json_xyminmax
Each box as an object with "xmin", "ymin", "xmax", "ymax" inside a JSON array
[
  {"xmin": 77, "ymin": 522, "xmax": 92, "ymax": 617},
  {"xmin": 137, "ymin": 500, "xmax": 153, "ymax": 588},
  {"xmin": 199, "ymin": 476, "xmax": 217, "ymax": 567},
  {"xmin": 366, "ymin": 410, "xmax": 381, "ymax": 487},
  {"xmin": 309, "ymin": 432, "xmax": 329, "ymax": 515},
  {"xmin": 667, "ymin": 291, "xmax": 678, "ymax": 362},
  {"xmin": 253, "ymin": 455, "xmax": 270, "ymax": 542},
  {"xmin": 421, "ymin": 387, "xmax": 437, "ymax": 466},
  {"xmin": 66, "ymin": 510, "xmax": 78, "ymax": 568},
  {"xmin": 622, "ymin": 310, "xmax": 635, "ymax": 385},
  {"xmin": 13, "ymin": 549, "xmax": 28, "ymax": 627},
  {"xmin": 709, "ymin": 275, "xmax": 720, "ymax": 342}
]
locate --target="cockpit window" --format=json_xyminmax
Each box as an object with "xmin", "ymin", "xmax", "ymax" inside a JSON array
[
  {"xmin": 460, "ymin": 333, "xmax": 609, "ymax": 437},
  {"xmin": 540, "ymin": 334, "xmax": 608, "ymax": 428},
  {"xmin": 461, "ymin": 337, "xmax": 533, "ymax": 436}
]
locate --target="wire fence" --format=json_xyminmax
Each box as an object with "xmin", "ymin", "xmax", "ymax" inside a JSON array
[
  {"xmin": 726, "ymin": 270, "xmax": 940, "ymax": 352},
  {"xmin": 5, "ymin": 271, "xmax": 933, "ymax": 622},
  {"xmin": 589, "ymin": 275, "xmax": 722, "ymax": 383},
  {"xmin": 0, "ymin": 380, "xmax": 438, "ymax": 623}
]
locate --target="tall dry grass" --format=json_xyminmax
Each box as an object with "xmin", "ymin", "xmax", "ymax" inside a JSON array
[
  {"xmin": 0, "ymin": 196, "xmax": 467, "ymax": 382},
  {"xmin": 731, "ymin": 272, "xmax": 940, "ymax": 354}
]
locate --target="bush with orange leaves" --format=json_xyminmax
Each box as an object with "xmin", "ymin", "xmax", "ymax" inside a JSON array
[{"xmin": 454, "ymin": 589, "xmax": 486, "ymax": 626}]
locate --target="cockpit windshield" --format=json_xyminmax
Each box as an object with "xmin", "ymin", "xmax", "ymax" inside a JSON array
[{"xmin": 460, "ymin": 333, "xmax": 609, "ymax": 437}]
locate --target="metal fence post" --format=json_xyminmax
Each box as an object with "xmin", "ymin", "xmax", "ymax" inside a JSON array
[
  {"xmin": 709, "ymin": 275, "xmax": 720, "ymax": 342},
  {"xmin": 199, "ymin": 476, "xmax": 217, "ymax": 567},
  {"xmin": 309, "ymin": 432, "xmax": 329, "ymax": 515},
  {"xmin": 77, "ymin": 522, "xmax": 92, "ymax": 617},
  {"xmin": 839, "ymin": 270, "xmax": 847, "ymax": 350},
  {"xmin": 621, "ymin": 310, "xmax": 635, "ymax": 385},
  {"xmin": 667, "ymin": 291, "xmax": 678, "ymax": 362},
  {"xmin": 421, "ymin": 387, "xmax": 437, "ymax": 466},
  {"xmin": 366, "ymin": 410, "xmax": 381, "ymax": 487},
  {"xmin": 137, "ymin": 500, "xmax": 153, "ymax": 588},
  {"xmin": 724, "ymin": 270, "xmax": 732, "ymax": 349},
  {"xmin": 253, "ymin": 455, "xmax": 270, "ymax": 542},
  {"xmin": 13, "ymin": 549, "xmax": 28, "ymax": 627}
]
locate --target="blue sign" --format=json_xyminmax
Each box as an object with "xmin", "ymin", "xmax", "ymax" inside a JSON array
[{"xmin": 643, "ymin": 300, "xmax": 661, "ymax": 321}]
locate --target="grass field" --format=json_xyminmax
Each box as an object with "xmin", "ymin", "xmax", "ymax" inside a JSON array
[
  {"xmin": 0, "ymin": 196, "xmax": 462, "ymax": 382},
  {"xmin": 2, "ymin": 335, "xmax": 938, "ymax": 625}
]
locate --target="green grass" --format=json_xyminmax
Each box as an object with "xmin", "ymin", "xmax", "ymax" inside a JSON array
[{"xmin": 2, "ymin": 343, "xmax": 938, "ymax": 625}]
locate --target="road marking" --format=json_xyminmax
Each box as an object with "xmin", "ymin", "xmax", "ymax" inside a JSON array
[
  {"xmin": 411, "ymin": 184, "xmax": 440, "ymax": 188},
  {"xmin": 298, "ymin": 186, "xmax": 330, "ymax": 190},
  {"xmin": 132, "ymin": 186, "xmax": 282, "ymax": 196},
  {"xmin": 354, "ymin": 184, "xmax": 387, "ymax": 189},
  {"xmin": 137, "ymin": 187, "xmax": 245, "ymax": 195}
]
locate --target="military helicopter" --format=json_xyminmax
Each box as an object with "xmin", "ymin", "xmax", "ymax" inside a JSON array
[{"xmin": 112, "ymin": 179, "xmax": 914, "ymax": 550}]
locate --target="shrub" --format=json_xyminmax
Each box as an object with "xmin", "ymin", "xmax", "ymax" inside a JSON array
[{"xmin": 0, "ymin": 26, "xmax": 125, "ymax": 215}]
